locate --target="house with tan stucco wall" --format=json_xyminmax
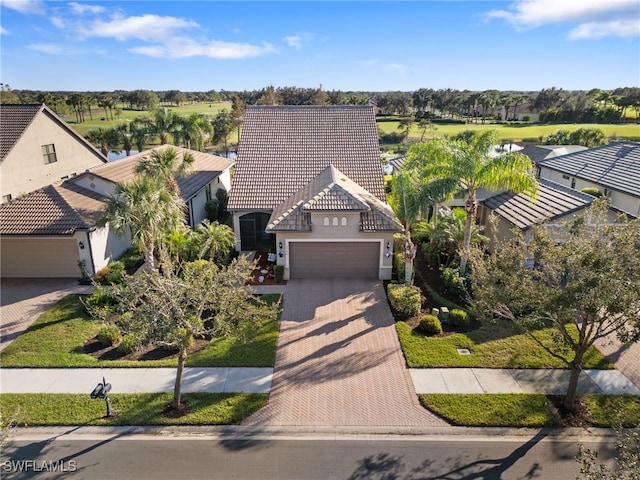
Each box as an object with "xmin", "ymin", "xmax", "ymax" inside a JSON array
[
  {"xmin": 228, "ymin": 105, "xmax": 402, "ymax": 280},
  {"xmin": 0, "ymin": 104, "xmax": 107, "ymax": 203}
]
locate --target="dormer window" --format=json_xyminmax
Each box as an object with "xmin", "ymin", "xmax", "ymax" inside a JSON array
[{"xmin": 42, "ymin": 144, "xmax": 57, "ymax": 164}]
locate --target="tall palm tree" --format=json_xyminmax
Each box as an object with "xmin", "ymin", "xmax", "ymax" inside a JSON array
[
  {"xmin": 151, "ymin": 107, "xmax": 177, "ymax": 144},
  {"xmin": 97, "ymin": 177, "xmax": 186, "ymax": 271},
  {"xmin": 389, "ymin": 171, "xmax": 440, "ymax": 286},
  {"xmin": 175, "ymin": 113, "xmax": 213, "ymax": 151},
  {"xmin": 86, "ymin": 128, "xmax": 118, "ymax": 157},
  {"xmin": 135, "ymin": 147, "xmax": 195, "ymax": 195},
  {"xmin": 407, "ymin": 130, "xmax": 538, "ymax": 274}
]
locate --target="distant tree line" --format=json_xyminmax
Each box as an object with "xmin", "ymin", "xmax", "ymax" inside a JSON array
[{"xmin": 2, "ymin": 84, "xmax": 639, "ymax": 125}]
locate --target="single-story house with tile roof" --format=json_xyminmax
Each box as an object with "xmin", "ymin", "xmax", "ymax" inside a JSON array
[
  {"xmin": 537, "ymin": 142, "xmax": 640, "ymax": 218},
  {"xmin": 0, "ymin": 145, "xmax": 234, "ymax": 278},
  {"xmin": 228, "ymin": 105, "xmax": 402, "ymax": 280},
  {"xmin": 478, "ymin": 178, "xmax": 617, "ymax": 251},
  {"xmin": 1, "ymin": 104, "xmax": 107, "ymax": 203}
]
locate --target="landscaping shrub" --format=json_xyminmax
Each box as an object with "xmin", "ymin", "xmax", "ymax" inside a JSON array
[
  {"xmin": 116, "ymin": 248, "xmax": 145, "ymax": 273},
  {"xmin": 117, "ymin": 334, "xmax": 140, "ymax": 355},
  {"xmin": 393, "ymin": 252, "xmax": 405, "ymax": 283},
  {"xmin": 387, "ymin": 283, "xmax": 421, "ymax": 317},
  {"xmin": 441, "ymin": 266, "xmax": 467, "ymax": 296},
  {"xmin": 581, "ymin": 187, "xmax": 603, "ymax": 198},
  {"xmin": 450, "ymin": 309, "xmax": 470, "ymax": 328},
  {"xmin": 418, "ymin": 314, "xmax": 442, "ymax": 335},
  {"xmin": 97, "ymin": 324, "xmax": 122, "ymax": 348},
  {"xmin": 93, "ymin": 261, "xmax": 125, "ymax": 285},
  {"xmin": 82, "ymin": 288, "xmax": 116, "ymax": 320},
  {"xmin": 274, "ymin": 265, "xmax": 284, "ymax": 283}
]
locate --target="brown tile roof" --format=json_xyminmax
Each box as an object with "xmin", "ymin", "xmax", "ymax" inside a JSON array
[
  {"xmin": 0, "ymin": 103, "xmax": 107, "ymax": 163},
  {"xmin": 0, "ymin": 104, "xmax": 43, "ymax": 160},
  {"xmin": 267, "ymin": 165, "xmax": 402, "ymax": 232},
  {"xmin": 82, "ymin": 145, "xmax": 233, "ymax": 201},
  {"xmin": 482, "ymin": 179, "xmax": 596, "ymax": 230},
  {"xmin": 228, "ymin": 105, "xmax": 386, "ymax": 210},
  {"xmin": 0, "ymin": 182, "xmax": 105, "ymax": 235}
]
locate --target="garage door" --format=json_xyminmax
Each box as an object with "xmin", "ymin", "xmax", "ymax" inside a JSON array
[
  {"xmin": 1, "ymin": 238, "xmax": 80, "ymax": 278},
  {"xmin": 289, "ymin": 242, "xmax": 379, "ymax": 279}
]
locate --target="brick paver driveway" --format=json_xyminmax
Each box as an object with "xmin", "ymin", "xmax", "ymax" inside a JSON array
[{"xmin": 243, "ymin": 279, "xmax": 447, "ymax": 427}]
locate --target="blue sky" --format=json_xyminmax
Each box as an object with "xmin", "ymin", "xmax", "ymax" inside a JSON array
[{"xmin": 1, "ymin": 0, "xmax": 639, "ymax": 92}]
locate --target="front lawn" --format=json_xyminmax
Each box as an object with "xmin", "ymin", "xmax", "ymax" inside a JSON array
[
  {"xmin": 0, "ymin": 294, "xmax": 281, "ymax": 368},
  {"xmin": 396, "ymin": 319, "xmax": 612, "ymax": 369},
  {"xmin": 0, "ymin": 393, "xmax": 267, "ymax": 426},
  {"xmin": 421, "ymin": 394, "xmax": 640, "ymax": 428}
]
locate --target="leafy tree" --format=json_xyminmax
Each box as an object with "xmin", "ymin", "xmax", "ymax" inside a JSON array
[
  {"xmin": 468, "ymin": 202, "xmax": 640, "ymax": 412},
  {"xmin": 569, "ymin": 128, "xmax": 607, "ymax": 148},
  {"xmin": 397, "ymin": 117, "xmax": 415, "ymax": 142},
  {"xmin": 407, "ymin": 129, "xmax": 537, "ymax": 274},
  {"xmin": 576, "ymin": 425, "xmax": 639, "ymax": 480},
  {"xmin": 135, "ymin": 146, "xmax": 194, "ymax": 195},
  {"xmin": 212, "ymin": 110, "xmax": 234, "ymax": 154},
  {"xmin": 105, "ymin": 255, "xmax": 274, "ymax": 410},
  {"xmin": 97, "ymin": 177, "xmax": 187, "ymax": 271}
]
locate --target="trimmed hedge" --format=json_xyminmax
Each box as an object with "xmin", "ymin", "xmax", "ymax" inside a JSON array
[
  {"xmin": 387, "ymin": 283, "xmax": 421, "ymax": 317},
  {"xmin": 418, "ymin": 314, "xmax": 442, "ymax": 335},
  {"xmin": 450, "ymin": 309, "xmax": 470, "ymax": 328}
]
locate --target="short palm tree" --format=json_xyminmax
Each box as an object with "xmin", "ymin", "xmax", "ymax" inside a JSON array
[
  {"xmin": 135, "ymin": 147, "xmax": 195, "ymax": 195},
  {"xmin": 97, "ymin": 177, "xmax": 186, "ymax": 271},
  {"xmin": 194, "ymin": 219, "xmax": 236, "ymax": 260},
  {"xmin": 407, "ymin": 130, "xmax": 537, "ymax": 274}
]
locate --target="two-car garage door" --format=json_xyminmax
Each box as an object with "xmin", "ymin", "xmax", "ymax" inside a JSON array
[
  {"xmin": 1, "ymin": 238, "xmax": 80, "ymax": 278},
  {"xmin": 289, "ymin": 242, "xmax": 379, "ymax": 279}
]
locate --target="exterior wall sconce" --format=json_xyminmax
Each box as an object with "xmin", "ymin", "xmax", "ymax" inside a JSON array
[
  {"xmin": 79, "ymin": 241, "xmax": 85, "ymax": 250},
  {"xmin": 278, "ymin": 241, "xmax": 284, "ymax": 257},
  {"xmin": 279, "ymin": 241, "xmax": 283, "ymax": 249},
  {"xmin": 386, "ymin": 241, "xmax": 391, "ymax": 249}
]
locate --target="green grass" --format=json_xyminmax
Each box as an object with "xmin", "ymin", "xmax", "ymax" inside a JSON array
[
  {"xmin": 420, "ymin": 394, "xmax": 640, "ymax": 428},
  {"xmin": 421, "ymin": 394, "xmax": 559, "ymax": 427},
  {"xmin": 0, "ymin": 294, "xmax": 281, "ymax": 368},
  {"xmin": 0, "ymin": 393, "xmax": 267, "ymax": 426},
  {"xmin": 396, "ymin": 319, "xmax": 612, "ymax": 369},
  {"xmin": 377, "ymin": 121, "xmax": 640, "ymax": 142}
]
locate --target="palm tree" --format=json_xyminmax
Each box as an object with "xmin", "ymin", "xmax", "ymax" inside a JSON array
[
  {"xmin": 175, "ymin": 113, "xmax": 213, "ymax": 151},
  {"xmin": 151, "ymin": 107, "xmax": 177, "ymax": 144},
  {"xmin": 194, "ymin": 220, "xmax": 236, "ymax": 260},
  {"xmin": 408, "ymin": 130, "xmax": 538, "ymax": 274},
  {"xmin": 389, "ymin": 171, "xmax": 440, "ymax": 286},
  {"xmin": 86, "ymin": 128, "xmax": 118, "ymax": 157},
  {"xmin": 97, "ymin": 177, "xmax": 186, "ymax": 271},
  {"xmin": 135, "ymin": 147, "xmax": 195, "ymax": 195}
]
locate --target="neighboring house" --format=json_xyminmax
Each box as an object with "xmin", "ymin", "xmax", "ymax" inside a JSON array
[
  {"xmin": 0, "ymin": 104, "xmax": 107, "ymax": 203},
  {"xmin": 537, "ymin": 142, "xmax": 640, "ymax": 218},
  {"xmin": 0, "ymin": 145, "xmax": 233, "ymax": 278},
  {"xmin": 479, "ymin": 178, "xmax": 616, "ymax": 252},
  {"xmin": 228, "ymin": 105, "xmax": 402, "ymax": 280},
  {"xmin": 520, "ymin": 145, "xmax": 588, "ymax": 173}
]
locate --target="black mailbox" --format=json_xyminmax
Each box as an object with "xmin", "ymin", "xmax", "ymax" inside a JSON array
[{"xmin": 90, "ymin": 377, "xmax": 113, "ymax": 417}]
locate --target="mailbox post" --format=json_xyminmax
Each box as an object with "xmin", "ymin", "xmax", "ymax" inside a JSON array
[{"xmin": 90, "ymin": 376, "xmax": 113, "ymax": 417}]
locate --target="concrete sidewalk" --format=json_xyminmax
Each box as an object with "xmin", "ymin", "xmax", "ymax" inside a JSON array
[
  {"xmin": 2, "ymin": 367, "xmax": 638, "ymax": 396},
  {"xmin": 0, "ymin": 367, "xmax": 273, "ymax": 394},
  {"xmin": 410, "ymin": 368, "xmax": 640, "ymax": 395}
]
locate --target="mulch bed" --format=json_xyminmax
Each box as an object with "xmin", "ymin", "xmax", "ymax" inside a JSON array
[{"xmin": 82, "ymin": 337, "xmax": 209, "ymax": 361}]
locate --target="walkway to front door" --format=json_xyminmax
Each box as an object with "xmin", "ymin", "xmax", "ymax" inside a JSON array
[{"xmin": 242, "ymin": 279, "xmax": 448, "ymax": 427}]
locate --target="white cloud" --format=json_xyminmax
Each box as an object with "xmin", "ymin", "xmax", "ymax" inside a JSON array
[
  {"xmin": 51, "ymin": 16, "xmax": 65, "ymax": 28},
  {"xmin": 0, "ymin": 26, "xmax": 8, "ymax": 34},
  {"xmin": 284, "ymin": 35, "xmax": 302, "ymax": 50},
  {"xmin": 27, "ymin": 43, "xmax": 64, "ymax": 54},
  {"xmin": 68, "ymin": 2, "xmax": 105, "ymax": 15},
  {"xmin": 386, "ymin": 63, "xmax": 408, "ymax": 73},
  {"xmin": 81, "ymin": 14, "xmax": 199, "ymax": 42},
  {"xmin": 129, "ymin": 37, "xmax": 276, "ymax": 59},
  {"xmin": 357, "ymin": 59, "xmax": 378, "ymax": 67},
  {"xmin": 0, "ymin": 0, "xmax": 45, "ymax": 14},
  {"xmin": 569, "ymin": 18, "xmax": 640, "ymax": 39},
  {"xmin": 485, "ymin": 0, "xmax": 639, "ymax": 38}
]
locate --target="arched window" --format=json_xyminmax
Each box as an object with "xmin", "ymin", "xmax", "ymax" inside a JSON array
[
  {"xmin": 341, "ymin": 217, "xmax": 347, "ymax": 226},
  {"xmin": 324, "ymin": 217, "xmax": 330, "ymax": 226},
  {"xmin": 332, "ymin": 217, "xmax": 338, "ymax": 226}
]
